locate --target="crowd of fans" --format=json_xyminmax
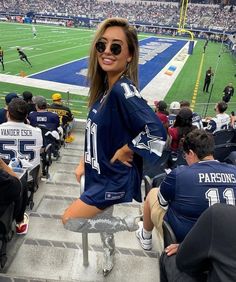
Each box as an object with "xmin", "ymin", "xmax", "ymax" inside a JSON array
[
  {"xmin": 0, "ymin": 91, "xmax": 74, "ymax": 236},
  {"xmin": 0, "ymin": 0, "xmax": 235, "ymax": 31}
]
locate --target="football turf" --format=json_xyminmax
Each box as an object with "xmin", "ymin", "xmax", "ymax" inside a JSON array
[{"xmin": 0, "ymin": 22, "xmax": 235, "ymax": 118}]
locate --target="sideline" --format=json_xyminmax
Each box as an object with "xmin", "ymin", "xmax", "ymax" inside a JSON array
[
  {"xmin": 0, "ymin": 73, "xmax": 89, "ymax": 95},
  {"xmin": 190, "ymin": 52, "xmax": 205, "ymax": 111},
  {"xmin": 141, "ymin": 41, "xmax": 192, "ymax": 104}
]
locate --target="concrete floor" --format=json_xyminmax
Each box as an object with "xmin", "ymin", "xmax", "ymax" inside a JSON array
[{"xmin": 0, "ymin": 126, "xmax": 164, "ymax": 282}]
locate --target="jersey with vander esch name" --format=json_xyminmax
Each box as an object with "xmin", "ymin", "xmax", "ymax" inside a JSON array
[{"xmin": 0, "ymin": 121, "xmax": 43, "ymax": 168}]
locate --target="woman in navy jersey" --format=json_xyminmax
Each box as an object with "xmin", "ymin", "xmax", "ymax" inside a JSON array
[{"xmin": 62, "ymin": 18, "xmax": 166, "ymax": 274}]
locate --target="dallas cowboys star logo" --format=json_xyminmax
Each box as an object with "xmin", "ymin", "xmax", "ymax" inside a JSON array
[{"xmin": 132, "ymin": 125, "xmax": 165, "ymax": 156}]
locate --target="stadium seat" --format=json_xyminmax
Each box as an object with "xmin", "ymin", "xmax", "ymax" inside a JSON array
[
  {"xmin": 162, "ymin": 220, "xmax": 177, "ymax": 248},
  {"xmin": 26, "ymin": 164, "xmax": 40, "ymax": 210},
  {"xmin": 213, "ymin": 129, "xmax": 236, "ymax": 162},
  {"xmin": 0, "ymin": 202, "xmax": 15, "ymax": 268},
  {"xmin": 143, "ymin": 149, "xmax": 171, "ymax": 178},
  {"xmin": 38, "ymin": 125, "xmax": 61, "ymax": 179},
  {"xmin": 39, "ymin": 125, "xmax": 61, "ymax": 160},
  {"xmin": 168, "ymin": 150, "xmax": 187, "ymax": 169},
  {"xmin": 143, "ymin": 173, "xmax": 166, "ymax": 199},
  {"xmin": 225, "ymin": 151, "xmax": 236, "ymax": 165}
]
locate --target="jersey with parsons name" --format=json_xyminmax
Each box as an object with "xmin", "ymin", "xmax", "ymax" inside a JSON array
[
  {"xmin": 159, "ymin": 160, "xmax": 236, "ymax": 242},
  {"xmin": 0, "ymin": 121, "xmax": 43, "ymax": 168},
  {"xmin": 82, "ymin": 76, "xmax": 167, "ymax": 206}
]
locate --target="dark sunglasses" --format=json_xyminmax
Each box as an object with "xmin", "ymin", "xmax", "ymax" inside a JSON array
[{"xmin": 95, "ymin": 41, "xmax": 122, "ymax": 55}]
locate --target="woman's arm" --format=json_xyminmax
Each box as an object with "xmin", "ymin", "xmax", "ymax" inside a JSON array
[
  {"xmin": 0, "ymin": 158, "xmax": 18, "ymax": 178},
  {"xmin": 75, "ymin": 158, "xmax": 85, "ymax": 182}
]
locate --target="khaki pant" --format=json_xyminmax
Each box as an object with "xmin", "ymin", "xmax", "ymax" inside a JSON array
[{"xmin": 148, "ymin": 188, "xmax": 167, "ymax": 237}]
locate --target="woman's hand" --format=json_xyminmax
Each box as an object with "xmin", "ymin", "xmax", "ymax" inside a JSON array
[
  {"xmin": 110, "ymin": 144, "xmax": 134, "ymax": 167},
  {"xmin": 75, "ymin": 158, "xmax": 85, "ymax": 183},
  {"xmin": 165, "ymin": 244, "xmax": 180, "ymax": 256}
]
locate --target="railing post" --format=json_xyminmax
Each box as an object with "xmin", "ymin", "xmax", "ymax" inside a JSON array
[{"xmin": 82, "ymin": 233, "xmax": 89, "ymax": 267}]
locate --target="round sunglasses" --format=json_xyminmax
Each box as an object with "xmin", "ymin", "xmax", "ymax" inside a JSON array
[{"xmin": 95, "ymin": 41, "xmax": 122, "ymax": 56}]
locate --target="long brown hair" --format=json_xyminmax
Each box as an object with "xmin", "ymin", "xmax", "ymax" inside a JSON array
[{"xmin": 87, "ymin": 18, "xmax": 139, "ymax": 107}]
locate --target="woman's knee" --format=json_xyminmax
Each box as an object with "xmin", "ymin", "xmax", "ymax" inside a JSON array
[{"xmin": 62, "ymin": 199, "xmax": 102, "ymax": 224}]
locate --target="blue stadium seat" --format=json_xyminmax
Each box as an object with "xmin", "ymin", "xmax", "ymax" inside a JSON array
[{"xmin": 213, "ymin": 129, "xmax": 236, "ymax": 162}]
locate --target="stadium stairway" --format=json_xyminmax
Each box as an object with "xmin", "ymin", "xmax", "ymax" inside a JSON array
[{"xmin": 0, "ymin": 121, "xmax": 163, "ymax": 282}]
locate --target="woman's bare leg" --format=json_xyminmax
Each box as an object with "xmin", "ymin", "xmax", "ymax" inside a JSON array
[{"xmin": 62, "ymin": 198, "xmax": 102, "ymax": 224}]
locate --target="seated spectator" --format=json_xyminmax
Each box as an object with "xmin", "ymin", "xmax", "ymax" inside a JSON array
[
  {"xmin": 168, "ymin": 101, "xmax": 180, "ymax": 127},
  {"xmin": 22, "ymin": 91, "xmax": 36, "ymax": 114},
  {"xmin": 155, "ymin": 100, "xmax": 169, "ymax": 130},
  {"xmin": 0, "ymin": 93, "xmax": 18, "ymax": 124},
  {"xmin": 205, "ymin": 101, "xmax": 230, "ymax": 133},
  {"xmin": 0, "ymin": 158, "xmax": 29, "ymax": 234},
  {"xmin": 28, "ymin": 96, "xmax": 60, "ymax": 131},
  {"xmin": 47, "ymin": 93, "xmax": 74, "ymax": 143},
  {"xmin": 0, "ymin": 98, "xmax": 43, "ymax": 171},
  {"xmin": 160, "ymin": 204, "xmax": 236, "ymax": 282},
  {"xmin": 180, "ymin": 100, "xmax": 203, "ymax": 129},
  {"xmin": 168, "ymin": 108, "xmax": 196, "ymax": 151},
  {"xmin": 136, "ymin": 129, "xmax": 236, "ymax": 251}
]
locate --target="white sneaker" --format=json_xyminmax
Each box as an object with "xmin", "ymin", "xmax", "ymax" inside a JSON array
[{"xmin": 136, "ymin": 225, "xmax": 152, "ymax": 251}]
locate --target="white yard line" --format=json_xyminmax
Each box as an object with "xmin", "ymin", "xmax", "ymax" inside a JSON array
[{"xmin": 0, "ymin": 73, "xmax": 89, "ymax": 95}]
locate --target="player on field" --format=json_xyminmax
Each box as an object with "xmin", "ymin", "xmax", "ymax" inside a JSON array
[
  {"xmin": 0, "ymin": 46, "xmax": 4, "ymax": 71},
  {"xmin": 136, "ymin": 129, "xmax": 236, "ymax": 250},
  {"xmin": 32, "ymin": 25, "xmax": 37, "ymax": 39},
  {"xmin": 62, "ymin": 18, "xmax": 167, "ymax": 275},
  {"xmin": 17, "ymin": 48, "xmax": 32, "ymax": 67}
]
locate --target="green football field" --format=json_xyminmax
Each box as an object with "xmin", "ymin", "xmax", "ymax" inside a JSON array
[{"xmin": 0, "ymin": 21, "xmax": 235, "ymax": 118}]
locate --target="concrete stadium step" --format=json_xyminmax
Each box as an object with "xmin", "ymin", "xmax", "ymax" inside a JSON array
[{"xmin": 0, "ymin": 127, "xmax": 163, "ymax": 281}]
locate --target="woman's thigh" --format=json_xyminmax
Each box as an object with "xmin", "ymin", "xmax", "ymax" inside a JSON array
[{"xmin": 62, "ymin": 198, "xmax": 102, "ymax": 224}]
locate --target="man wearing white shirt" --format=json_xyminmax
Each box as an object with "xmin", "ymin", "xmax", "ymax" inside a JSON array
[
  {"xmin": 205, "ymin": 101, "xmax": 230, "ymax": 133},
  {"xmin": 0, "ymin": 98, "xmax": 43, "ymax": 170}
]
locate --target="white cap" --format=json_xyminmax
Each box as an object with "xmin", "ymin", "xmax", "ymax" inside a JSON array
[{"xmin": 170, "ymin": 101, "xmax": 180, "ymax": 110}]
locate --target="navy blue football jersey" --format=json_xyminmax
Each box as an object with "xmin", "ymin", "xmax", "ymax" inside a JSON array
[
  {"xmin": 158, "ymin": 160, "xmax": 236, "ymax": 242},
  {"xmin": 168, "ymin": 112, "xmax": 203, "ymax": 128},
  {"xmin": 28, "ymin": 111, "xmax": 60, "ymax": 131},
  {"xmin": 192, "ymin": 112, "xmax": 203, "ymax": 129},
  {"xmin": 168, "ymin": 114, "xmax": 176, "ymax": 127},
  {"xmin": 0, "ymin": 108, "xmax": 7, "ymax": 125},
  {"xmin": 80, "ymin": 76, "xmax": 167, "ymax": 208}
]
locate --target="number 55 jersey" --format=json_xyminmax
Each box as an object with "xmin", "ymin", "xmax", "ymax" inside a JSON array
[{"xmin": 0, "ymin": 121, "xmax": 43, "ymax": 169}]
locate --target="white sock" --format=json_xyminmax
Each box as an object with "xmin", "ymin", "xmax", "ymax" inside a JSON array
[{"xmin": 142, "ymin": 228, "xmax": 152, "ymax": 239}]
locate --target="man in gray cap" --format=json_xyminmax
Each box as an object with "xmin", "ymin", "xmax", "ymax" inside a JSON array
[{"xmin": 28, "ymin": 96, "xmax": 60, "ymax": 131}]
